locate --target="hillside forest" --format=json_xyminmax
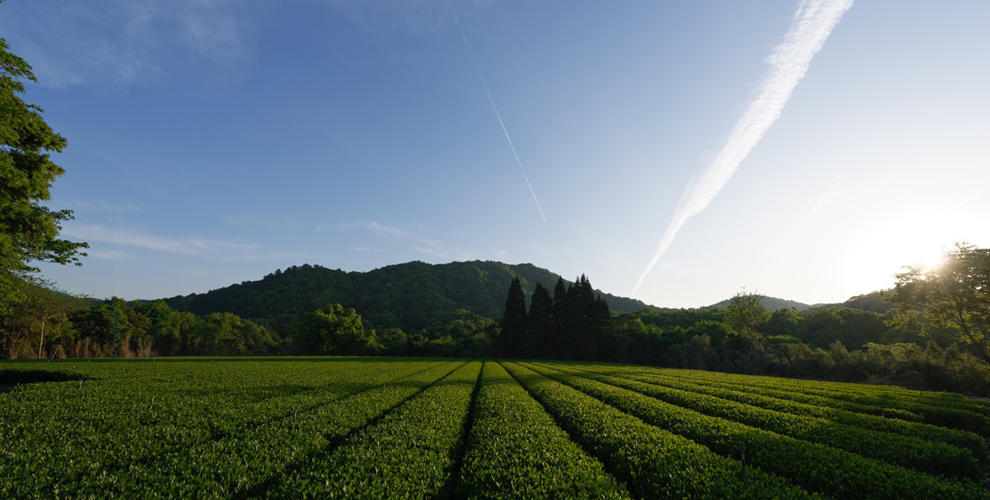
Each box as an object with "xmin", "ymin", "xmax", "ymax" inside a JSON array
[{"xmin": 3, "ymin": 250, "xmax": 990, "ymax": 396}]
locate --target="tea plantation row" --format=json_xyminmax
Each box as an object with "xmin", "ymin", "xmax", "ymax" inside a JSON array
[{"xmin": 0, "ymin": 357, "xmax": 987, "ymax": 499}]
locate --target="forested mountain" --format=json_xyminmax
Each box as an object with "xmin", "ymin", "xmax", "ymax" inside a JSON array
[
  {"xmin": 710, "ymin": 291, "xmax": 897, "ymax": 314},
  {"xmin": 711, "ymin": 295, "xmax": 813, "ymax": 312},
  {"xmin": 838, "ymin": 291, "xmax": 896, "ymax": 313},
  {"xmin": 164, "ymin": 261, "xmax": 647, "ymax": 335}
]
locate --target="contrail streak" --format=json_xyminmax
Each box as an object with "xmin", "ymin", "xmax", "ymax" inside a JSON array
[
  {"xmin": 633, "ymin": 0, "xmax": 854, "ymax": 294},
  {"xmin": 448, "ymin": 3, "xmax": 547, "ymax": 222},
  {"xmin": 758, "ymin": 189, "xmax": 833, "ymax": 267}
]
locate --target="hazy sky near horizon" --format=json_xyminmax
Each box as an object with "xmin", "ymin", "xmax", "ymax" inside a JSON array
[{"xmin": 4, "ymin": 0, "xmax": 989, "ymax": 308}]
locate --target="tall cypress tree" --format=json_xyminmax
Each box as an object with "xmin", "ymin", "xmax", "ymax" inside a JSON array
[
  {"xmin": 593, "ymin": 292, "xmax": 613, "ymax": 360},
  {"xmin": 549, "ymin": 277, "xmax": 569, "ymax": 359},
  {"xmin": 528, "ymin": 282, "xmax": 554, "ymax": 358},
  {"xmin": 571, "ymin": 275, "xmax": 596, "ymax": 359},
  {"xmin": 542, "ymin": 274, "xmax": 613, "ymax": 360},
  {"xmin": 498, "ymin": 277, "xmax": 528, "ymax": 357}
]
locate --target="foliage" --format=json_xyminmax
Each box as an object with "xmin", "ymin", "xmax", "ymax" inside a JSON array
[
  {"xmin": 525, "ymin": 361, "xmax": 988, "ymax": 500},
  {"xmin": 496, "ymin": 277, "xmax": 528, "ymax": 356},
  {"xmin": 0, "ymin": 37, "xmax": 87, "ymax": 315},
  {"xmin": 294, "ymin": 303, "xmax": 372, "ymax": 355},
  {"xmin": 163, "ymin": 261, "xmax": 645, "ymax": 336},
  {"xmin": 886, "ymin": 243, "xmax": 990, "ymax": 365},
  {"xmin": 596, "ymin": 362, "xmax": 986, "ymax": 461},
  {"xmin": 843, "ymin": 290, "xmax": 896, "ymax": 313},
  {"xmin": 3, "ymin": 357, "xmax": 990, "ymax": 499},
  {"xmin": 711, "ymin": 294, "xmax": 813, "ymax": 311},
  {"xmin": 555, "ymin": 363, "xmax": 982, "ymax": 480},
  {"xmin": 725, "ymin": 291, "xmax": 772, "ymax": 336},
  {"xmin": 272, "ymin": 361, "xmax": 482, "ymax": 498},
  {"xmin": 527, "ymin": 281, "xmax": 554, "ymax": 357},
  {"xmin": 608, "ymin": 300, "xmax": 990, "ymax": 396},
  {"xmin": 0, "ymin": 278, "xmax": 85, "ymax": 358},
  {"xmin": 458, "ymin": 362, "xmax": 631, "ymax": 499},
  {"xmin": 0, "ymin": 358, "xmax": 464, "ymax": 498},
  {"xmin": 493, "ymin": 274, "xmax": 614, "ymax": 360},
  {"xmin": 0, "ymin": 296, "xmax": 281, "ymax": 359},
  {"xmin": 501, "ymin": 361, "xmax": 823, "ymax": 499}
]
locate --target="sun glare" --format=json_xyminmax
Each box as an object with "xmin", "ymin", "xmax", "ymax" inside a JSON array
[
  {"xmin": 916, "ymin": 249, "xmax": 946, "ymax": 272},
  {"xmin": 843, "ymin": 217, "xmax": 956, "ymax": 293}
]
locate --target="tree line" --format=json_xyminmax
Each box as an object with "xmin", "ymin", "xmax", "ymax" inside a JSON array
[
  {"xmin": 497, "ymin": 275, "xmax": 612, "ymax": 359},
  {"xmin": 5, "ymin": 255, "xmax": 990, "ymax": 395},
  {"xmin": 604, "ymin": 245, "xmax": 990, "ymax": 395},
  {"xmin": 0, "ymin": 278, "xmax": 500, "ymax": 359},
  {"xmin": 1, "ymin": 281, "xmax": 282, "ymax": 358}
]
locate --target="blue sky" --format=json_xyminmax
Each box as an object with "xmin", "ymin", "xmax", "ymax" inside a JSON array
[{"xmin": 4, "ymin": 0, "xmax": 989, "ymax": 308}]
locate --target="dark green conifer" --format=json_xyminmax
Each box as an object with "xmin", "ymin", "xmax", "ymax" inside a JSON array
[
  {"xmin": 569, "ymin": 275, "xmax": 596, "ymax": 359},
  {"xmin": 593, "ymin": 293, "xmax": 614, "ymax": 360},
  {"xmin": 498, "ymin": 277, "xmax": 528, "ymax": 356},
  {"xmin": 528, "ymin": 282, "xmax": 554, "ymax": 358},
  {"xmin": 549, "ymin": 277, "xmax": 569, "ymax": 359}
]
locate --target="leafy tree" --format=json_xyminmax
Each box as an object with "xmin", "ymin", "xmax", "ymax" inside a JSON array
[
  {"xmin": 610, "ymin": 314, "xmax": 649, "ymax": 363},
  {"xmin": 725, "ymin": 291, "xmax": 793, "ymax": 370},
  {"xmin": 497, "ymin": 277, "xmax": 528, "ymax": 356},
  {"xmin": 431, "ymin": 309, "xmax": 496, "ymax": 357},
  {"xmin": 0, "ymin": 278, "xmax": 84, "ymax": 358},
  {"xmin": 1, "ymin": 32, "xmax": 87, "ymax": 315},
  {"xmin": 797, "ymin": 307, "xmax": 887, "ymax": 350},
  {"xmin": 377, "ymin": 328, "xmax": 409, "ymax": 355},
  {"xmin": 764, "ymin": 308, "xmax": 802, "ymax": 339},
  {"xmin": 133, "ymin": 300, "xmax": 184, "ymax": 356},
  {"xmin": 197, "ymin": 312, "xmax": 280, "ymax": 355},
  {"xmin": 886, "ymin": 243, "xmax": 990, "ymax": 365},
  {"xmin": 295, "ymin": 303, "xmax": 371, "ymax": 355}
]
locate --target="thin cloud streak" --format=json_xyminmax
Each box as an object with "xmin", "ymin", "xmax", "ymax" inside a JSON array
[
  {"xmin": 634, "ymin": 0, "xmax": 854, "ymax": 294},
  {"xmin": 758, "ymin": 189, "xmax": 833, "ymax": 267},
  {"xmin": 86, "ymin": 249, "xmax": 136, "ymax": 260},
  {"xmin": 61, "ymin": 224, "xmax": 316, "ymax": 263},
  {"xmin": 63, "ymin": 199, "xmax": 142, "ymax": 213},
  {"xmin": 2, "ymin": 0, "xmax": 248, "ymax": 88},
  {"xmin": 340, "ymin": 220, "xmax": 471, "ymax": 261},
  {"xmin": 322, "ymin": 0, "xmax": 448, "ymax": 34},
  {"xmin": 448, "ymin": 3, "xmax": 547, "ymax": 222},
  {"xmin": 64, "ymin": 224, "xmax": 258, "ymax": 256}
]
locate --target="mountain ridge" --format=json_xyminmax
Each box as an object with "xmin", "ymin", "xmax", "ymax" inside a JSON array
[
  {"xmin": 709, "ymin": 290, "xmax": 893, "ymax": 313},
  {"xmin": 164, "ymin": 260, "xmax": 649, "ymax": 334}
]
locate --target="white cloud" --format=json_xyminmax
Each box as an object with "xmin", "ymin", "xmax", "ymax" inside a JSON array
[
  {"xmin": 338, "ymin": 220, "xmax": 471, "ymax": 261},
  {"xmin": 64, "ymin": 224, "xmax": 258, "ymax": 256},
  {"xmin": 1, "ymin": 0, "xmax": 250, "ymax": 88},
  {"xmin": 321, "ymin": 0, "xmax": 452, "ymax": 33},
  {"xmin": 634, "ymin": 0, "xmax": 854, "ymax": 294},
  {"xmin": 86, "ymin": 249, "xmax": 135, "ymax": 260},
  {"xmin": 60, "ymin": 224, "xmax": 320, "ymax": 264},
  {"xmin": 63, "ymin": 199, "xmax": 142, "ymax": 213}
]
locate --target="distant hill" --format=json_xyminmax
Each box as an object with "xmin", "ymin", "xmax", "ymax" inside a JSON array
[
  {"xmin": 834, "ymin": 290, "xmax": 896, "ymax": 313},
  {"xmin": 711, "ymin": 290, "xmax": 896, "ymax": 314},
  {"xmin": 710, "ymin": 295, "xmax": 814, "ymax": 312},
  {"xmin": 164, "ymin": 260, "xmax": 648, "ymax": 334}
]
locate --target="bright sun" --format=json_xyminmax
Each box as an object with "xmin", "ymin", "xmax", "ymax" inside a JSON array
[{"xmin": 843, "ymin": 216, "xmax": 954, "ymax": 293}]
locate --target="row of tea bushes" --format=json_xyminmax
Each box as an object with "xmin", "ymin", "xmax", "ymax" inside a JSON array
[{"xmin": 521, "ymin": 362, "xmax": 988, "ymax": 500}]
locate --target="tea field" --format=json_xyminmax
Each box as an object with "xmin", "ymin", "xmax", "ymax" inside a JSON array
[{"xmin": 1, "ymin": 357, "xmax": 988, "ymax": 499}]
